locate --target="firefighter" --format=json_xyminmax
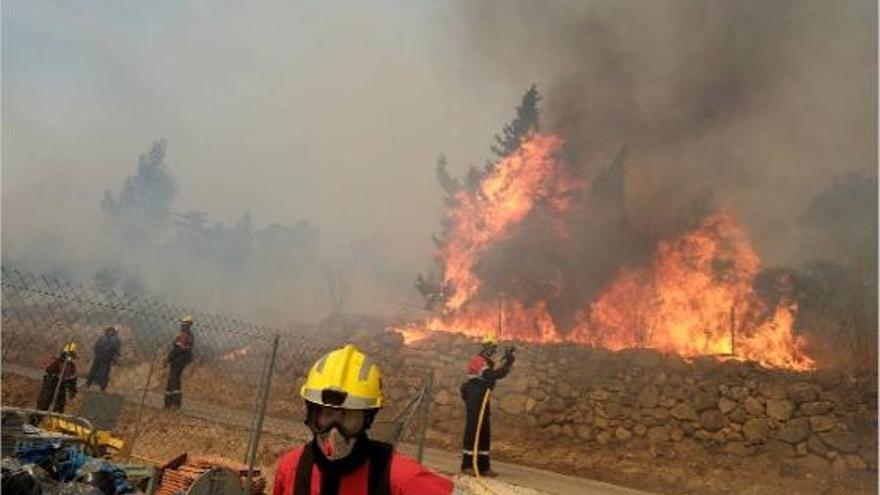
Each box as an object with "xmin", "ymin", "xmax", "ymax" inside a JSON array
[
  {"xmin": 86, "ymin": 326, "xmax": 121, "ymax": 392},
  {"xmin": 460, "ymin": 335, "xmax": 515, "ymax": 477},
  {"xmin": 272, "ymin": 344, "xmax": 455, "ymax": 495},
  {"xmin": 36, "ymin": 343, "xmax": 79, "ymax": 414},
  {"xmin": 164, "ymin": 316, "xmax": 195, "ymax": 410}
]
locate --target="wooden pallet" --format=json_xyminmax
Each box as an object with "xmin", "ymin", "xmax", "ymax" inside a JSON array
[{"xmin": 154, "ymin": 453, "xmax": 267, "ymax": 495}]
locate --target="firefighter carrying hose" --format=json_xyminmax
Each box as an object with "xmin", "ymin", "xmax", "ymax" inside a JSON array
[
  {"xmin": 460, "ymin": 335, "xmax": 515, "ymax": 477},
  {"xmin": 164, "ymin": 315, "xmax": 195, "ymax": 410},
  {"xmin": 273, "ymin": 344, "xmax": 454, "ymax": 495},
  {"xmin": 36, "ymin": 342, "xmax": 79, "ymax": 415}
]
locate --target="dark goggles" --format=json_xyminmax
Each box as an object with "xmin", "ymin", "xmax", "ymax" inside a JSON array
[{"xmin": 307, "ymin": 403, "xmax": 367, "ymax": 438}]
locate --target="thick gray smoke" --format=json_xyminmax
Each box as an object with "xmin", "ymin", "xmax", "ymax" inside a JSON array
[
  {"xmin": 444, "ymin": 0, "xmax": 876, "ymax": 264},
  {"xmin": 3, "ymin": 1, "xmax": 875, "ymax": 333},
  {"xmin": 431, "ymin": 0, "xmax": 876, "ymax": 339},
  {"xmin": 2, "ymin": 1, "xmax": 512, "ymax": 325}
]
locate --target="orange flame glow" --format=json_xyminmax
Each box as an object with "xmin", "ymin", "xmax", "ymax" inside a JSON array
[
  {"xmin": 403, "ymin": 133, "xmax": 814, "ymax": 370},
  {"xmin": 221, "ymin": 344, "xmax": 252, "ymax": 361},
  {"xmin": 575, "ymin": 212, "xmax": 814, "ymax": 369},
  {"xmin": 440, "ymin": 133, "xmax": 573, "ymax": 312}
]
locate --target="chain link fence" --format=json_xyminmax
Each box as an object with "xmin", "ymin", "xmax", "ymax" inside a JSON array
[
  {"xmin": 0, "ymin": 266, "xmax": 284, "ymax": 463},
  {"xmin": 0, "ymin": 266, "xmax": 433, "ymax": 473}
]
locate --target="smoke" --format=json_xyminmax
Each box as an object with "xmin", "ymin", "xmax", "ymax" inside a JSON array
[
  {"xmin": 3, "ymin": 1, "xmax": 875, "ymax": 328},
  {"xmin": 428, "ymin": 0, "xmax": 876, "ymax": 336},
  {"xmin": 1, "ymin": 1, "xmax": 512, "ymax": 324},
  {"xmin": 444, "ymin": 0, "xmax": 876, "ymax": 265}
]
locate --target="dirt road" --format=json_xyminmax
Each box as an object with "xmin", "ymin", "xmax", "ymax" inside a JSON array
[{"xmin": 3, "ymin": 364, "xmax": 653, "ymax": 495}]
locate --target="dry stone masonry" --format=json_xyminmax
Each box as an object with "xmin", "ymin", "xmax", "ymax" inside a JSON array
[{"xmin": 350, "ymin": 329, "xmax": 878, "ymax": 475}]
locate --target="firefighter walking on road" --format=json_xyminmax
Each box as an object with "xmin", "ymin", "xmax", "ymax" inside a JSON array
[
  {"xmin": 272, "ymin": 344, "xmax": 454, "ymax": 495},
  {"xmin": 460, "ymin": 335, "xmax": 515, "ymax": 477},
  {"xmin": 164, "ymin": 316, "xmax": 195, "ymax": 410},
  {"xmin": 36, "ymin": 343, "xmax": 79, "ymax": 415}
]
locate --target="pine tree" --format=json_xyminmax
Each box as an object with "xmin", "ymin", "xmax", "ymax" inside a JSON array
[
  {"xmin": 490, "ymin": 84, "xmax": 541, "ymax": 159},
  {"xmin": 101, "ymin": 139, "xmax": 177, "ymax": 250},
  {"xmin": 435, "ymin": 154, "xmax": 461, "ymax": 197},
  {"xmin": 415, "ymin": 85, "xmax": 542, "ymax": 309}
]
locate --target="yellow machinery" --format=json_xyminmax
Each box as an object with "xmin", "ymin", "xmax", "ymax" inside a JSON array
[{"xmin": 42, "ymin": 416, "xmax": 126, "ymax": 454}]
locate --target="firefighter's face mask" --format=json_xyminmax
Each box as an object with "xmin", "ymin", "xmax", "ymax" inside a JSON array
[
  {"xmin": 307, "ymin": 404, "xmax": 368, "ymax": 460},
  {"xmin": 318, "ymin": 426, "xmax": 358, "ymax": 461}
]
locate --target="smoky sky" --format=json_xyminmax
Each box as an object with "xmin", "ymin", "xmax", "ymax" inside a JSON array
[
  {"xmin": 2, "ymin": 0, "xmax": 532, "ymax": 321},
  {"xmin": 442, "ymin": 0, "xmax": 877, "ymax": 267},
  {"xmin": 3, "ymin": 0, "xmax": 876, "ymax": 324}
]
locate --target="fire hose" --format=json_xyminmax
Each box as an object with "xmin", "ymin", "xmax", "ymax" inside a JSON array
[{"xmin": 471, "ymin": 388, "xmax": 501, "ymax": 495}]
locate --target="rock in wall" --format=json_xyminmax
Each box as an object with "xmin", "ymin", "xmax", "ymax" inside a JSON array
[{"xmin": 350, "ymin": 329, "xmax": 878, "ymax": 474}]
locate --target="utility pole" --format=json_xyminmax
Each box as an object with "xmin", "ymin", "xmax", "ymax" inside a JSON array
[
  {"xmin": 497, "ymin": 295, "xmax": 504, "ymax": 338},
  {"xmin": 729, "ymin": 301, "xmax": 736, "ymax": 357}
]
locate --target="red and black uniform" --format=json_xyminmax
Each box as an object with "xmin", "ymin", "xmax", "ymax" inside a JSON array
[
  {"xmin": 164, "ymin": 329, "xmax": 194, "ymax": 409},
  {"xmin": 272, "ymin": 436, "xmax": 453, "ymax": 495},
  {"xmin": 36, "ymin": 353, "xmax": 78, "ymax": 413},
  {"xmin": 459, "ymin": 351, "xmax": 513, "ymax": 472}
]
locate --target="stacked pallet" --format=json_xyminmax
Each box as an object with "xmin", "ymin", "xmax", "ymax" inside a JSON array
[
  {"xmin": 190, "ymin": 455, "xmax": 268, "ymax": 494},
  {"xmin": 154, "ymin": 461, "xmax": 212, "ymax": 495},
  {"xmin": 154, "ymin": 453, "xmax": 267, "ymax": 495}
]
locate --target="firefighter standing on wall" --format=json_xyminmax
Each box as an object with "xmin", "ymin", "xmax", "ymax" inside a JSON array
[
  {"xmin": 272, "ymin": 344, "xmax": 455, "ymax": 495},
  {"xmin": 36, "ymin": 343, "xmax": 79, "ymax": 414},
  {"xmin": 460, "ymin": 335, "xmax": 515, "ymax": 477},
  {"xmin": 164, "ymin": 316, "xmax": 195, "ymax": 410}
]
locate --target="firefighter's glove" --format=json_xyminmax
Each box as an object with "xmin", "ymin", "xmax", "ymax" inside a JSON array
[{"xmin": 503, "ymin": 346, "xmax": 516, "ymax": 366}]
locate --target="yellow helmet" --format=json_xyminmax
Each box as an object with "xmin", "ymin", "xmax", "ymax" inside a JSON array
[
  {"xmin": 180, "ymin": 315, "xmax": 194, "ymax": 325},
  {"xmin": 300, "ymin": 344, "xmax": 383, "ymax": 409},
  {"xmin": 62, "ymin": 342, "xmax": 78, "ymax": 356},
  {"xmin": 481, "ymin": 334, "xmax": 499, "ymax": 346}
]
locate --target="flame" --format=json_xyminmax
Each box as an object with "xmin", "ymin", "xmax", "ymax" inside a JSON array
[
  {"xmin": 413, "ymin": 132, "xmax": 814, "ymax": 370},
  {"xmin": 576, "ymin": 212, "xmax": 814, "ymax": 369},
  {"xmin": 221, "ymin": 344, "xmax": 252, "ymax": 361},
  {"xmin": 391, "ymin": 325, "xmax": 432, "ymax": 345},
  {"xmin": 440, "ymin": 133, "xmax": 574, "ymax": 312}
]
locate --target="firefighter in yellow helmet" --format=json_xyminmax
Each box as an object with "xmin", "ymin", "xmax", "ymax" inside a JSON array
[
  {"xmin": 36, "ymin": 342, "xmax": 79, "ymax": 414},
  {"xmin": 460, "ymin": 334, "xmax": 515, "ymax": 476},
  {"xmin": 272, "ymin": 344, "xmax": 454, "ymax": 495}
]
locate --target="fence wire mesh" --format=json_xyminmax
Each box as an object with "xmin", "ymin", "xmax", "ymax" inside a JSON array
[
  {"xmin": 1, "ymin": 266, "xmax": 433, "ymax": 470},
  {"xmin": 1, "ymin": 266, "xmax": 283, "ymax": 463}
]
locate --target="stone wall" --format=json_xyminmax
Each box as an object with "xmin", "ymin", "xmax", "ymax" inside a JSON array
[{"xmin": 350, "ymin": 329, "xmax": 878, "ymax": 475}]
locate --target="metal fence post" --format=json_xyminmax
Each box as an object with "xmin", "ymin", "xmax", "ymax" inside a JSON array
[
  {"xmin": 127, "ymin": 342, "xmax": 162, "ymax": 462},
  {"xmin": 243, "ymin": 334, "xmax": 279, "ymax": 495},
  {"xmin": 415, "ymin": 371, "xmax": 433, "ymax": 464},
  {"xmin": 243, "ymin": 341, "xmax": 272, "ymax": 465},
  {"xmin": 47, "ymin": 358, "xmax": 70, "ymax": 415}
]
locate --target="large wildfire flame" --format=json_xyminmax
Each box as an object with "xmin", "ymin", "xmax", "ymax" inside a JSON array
[
  {"xmin": 399, "ymin": 133, "xmax": 813, "ymax": 370},
  {"xmin": 441, "ymin": 133, "xmax": 574, "ymax": 312},
  {"xmin": 574, "ymin": 212, "xmax": 813, "ymax": 369}
]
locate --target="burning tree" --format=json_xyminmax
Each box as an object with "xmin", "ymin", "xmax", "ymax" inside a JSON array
[
  {"xmin": 417, "ymin": 85, "xmax": 544, "ymax": 309},
  {"xmin": 411, "ymin": 86, "xmax": 814, "ymax": 370}
]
